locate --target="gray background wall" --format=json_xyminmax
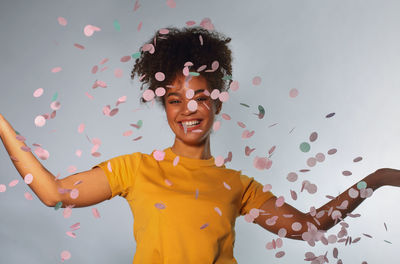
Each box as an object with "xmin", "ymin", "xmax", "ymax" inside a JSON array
[{"xmin": 1, "ymin": 0, "xmax": 399, "ymax": 263}]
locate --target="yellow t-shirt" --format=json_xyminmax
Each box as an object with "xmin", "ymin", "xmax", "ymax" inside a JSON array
[{"xmin": 94, "ymin": 147, "xmax": 274, "ymax": 264}]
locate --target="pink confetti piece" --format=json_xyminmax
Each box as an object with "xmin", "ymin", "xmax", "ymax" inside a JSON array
[
  {"xmin": 33, "ymin": 88, "xmax": 44, "ymax": 98},
  {"xmin": 60, "ymin": 250, "xmax": 71, "ymax": 261},
  {"xmin": 244, "ymin": 146, "xmax": 255, "ymax": 156},
  {"xmin": 133, "ymin": 136, "xmax": 142, "ymax": 141},
  {"xmin": 66, "ymin": 231, "xmax": 76, "ymax": 238},
  {"xmin": 266, "ymin": 216, "xmax": 278, "ymax": 226},
  {"xmin": 327, "ymin": 148, "xmax": 337, "ymax": 155},
  {"xmin": 73, "ymin": 180, "xmax": 82, "ymax": 186},
  {"xmin": 275, "ymin": 196, "xmax": 285, "ymax": 207},
  {"xmin": 185, "ymin": 89, "xmax": 195, "ymax": 99},
  {"xmin": 34, "ymin": 147, "xmax": 49, "ymax": 160},
  {"xmin": 73, "ymin": 43, "xmax": 85, "ymax": 50},
  {"xmin": 241, "ymin": 130, "xmax": 255, "ymax": 139},
  {"xmin": 164, "ymin": 179, "xmax": 173, "ymax": 186},
  {"xmin": 75, "ymin": 149, "xmax": 82, "ymax": 157},
  {"xmin": 67, "ymin": 166, "xmax": 77, "ymax": 173},
  {"xmin": 142, "ymin": 89, "xmax": 155, "ymax": 101},
  {"xmin": 77, "ymin": 123, "xmax": 85, "ymax": 133},
  {"xmin": 114, "ymin": 68, "xmax": 123, "ymax": 78},
  {"xmin": 24, "ymin": 173, "xmax": 33, "ymax": 184},
  {"xmin": 120, "ymin": 56, "xmax": 131, "ymax": 62},
  {"xmin": 154, "ymin": 202, "xmax": 166, "ymax": 209},
  {"xmin": 353, "ymin": 156, "xmax": 363, "ymax": 162},
  {"xmin": 237, "ymin": 121, "xmax": 246, "ymax": 128},
  {"xmin": 142, "ymin": 43, "xmax": 154, "ymax": 54},
  {"xmin": 278, "ymin": 228, "xmax": 287, "ymax": 238},
  {"xmin": 70, "ymin": 188, "xmax": 79, "ymax": 199},
  {"xmin": 70, "ymin": 222, "xmax": 80, "ymax": 230},
  {"xmin": 91, "ymin": 65, "xmax": 98, "ymax": 74},
  {"xmin": 214, "ymin": 207, "xmax": 222, "ymax": 216},
  {"xmin": 85, "ymin": 92, "xmax": 94, "ymax": 100},
  {"xmin": 84, "ymin": 25, "xmax": 101, "ymax": 37},
  {"xmin": 155, "ymin": 72, "xmax": 165, "ymax": 81},
  {"xmin": 342, "ymin": 170, "xmax": 352, "ymax": 176},
  {"xmin": 215, "ymin": 156, "xmax": 224, "ymax": 167},
  {"xmin": 263, "ymin": 184, "xmax": 272, "ymax": 192},
  {"xmin": 133, "ymin": 0, "xmax": 140, "ymax": 11},
  {"xmin": 315, "ymin": 152, "xmax": 325, "ymax": 162},
  {"xmin": 197, "ymin": 65, "xmax": 207, "ymax": 72},
  {"xmin": 199, "ymin": 35, "xmax": 203, "ymax": 45},
  {"xmin": 123, "ymin": 130, "xmax": 133, "ymax": 137},
  {"xmin": 286, "ymin": 172, "xmax": 298, "ymax": 182},
  {"xmin": 34, "ymin": 115, "xmax": 46, "ymax": 127},
  {"xmin": 252, "ymin": 76, "xmax": 261, "ymax": 86},
  {"xmin": 249, "ymin": 208, "xmax": 260, "ymax": 218},
  {"xmin": 230, "ymin": 80, "xmax": 239, "ymax": 91},
  {"xmin": 309, "ymin": 132, "xmax": 318, "ymax": 142},
  {"xmin": 291, "ymin": 222, "xmax": 302, "ymax": 231},
  {"xmin": 109, "ymin": 108, "xmax": 119, "ymax": 117},
  {"xmin": 186, "ymin": 20, "xmax": 196, "ymax": 26},
  {"xmin": 155, "ymin": 87, "xmax": 166, "ymax": 96},
  {"xmin": 57, "ymin": 17, "xmax": 67, "ymax": 26},
  {"xmin": 187, "ymin": 100, "xmax": 198, "ymax": 111},
  {"xmin": 290, "ymin": 189, "xmax": 297, "ymax": 200},
  {"xmin": 200, "ymin": 223, "xmax": 209, "ymax": 229},
  {"xmin": 307, "ymin": 157, "xmax": 317, "ymax": 167},
  {"xmin": 210, "ymin": 89, "xmax": 220, "ymax": 99},
  {"xmin": 289, "ymin": 88, "xmax": 299, "ymax": 98},
  {"xmin": 50, "ymin": 101, "xmax": 61, "ymax": 110},
  {"xmin": 213, "ymin": 121, "xmax": 221, "ymax": 132},
  {"xmin": 173, "ymin": 156, "xmax": 179, "ymax": 166},
  {"xmin": 63, "ymin": 207, "xmax": 72, "ymax": 218},
  {"xmin": 92, "ymin": 207, "xmax": 100, "ymax": 218},
  {"xmin": 223, "ymin": 182, "xmax": 231, "ymax": 190},
  {"xmin": 24, "ymin": 192, "xmax": 33, "ymax": 200},
  {"xmin": 0, "ymin": 184, "xmax": 6, "ymax": 192},
  {"xmin": 221, "ymin": 113, "xmax": 231, "ymax": 120},
  {"xmin": 218, "ymin": 91, "xmax": 229, "ymax": 102},
  {"xmin": 275, "ymin": 251, "xmax": 285, "ymax": 258},
  {"xmin": 244, "ymin": 214, "xmax": 255, "ymax": 223},
  {"xmin": 195, "ymin": 189, "xmax": 199, "ymax": 199},
  {"xmin": 199, "ymin": 17, "xmax": 214, "ymax": 30},
  {"xmin": 159, "ymin": 28, "xmax": 169, "ymax": 34},
  {"xmin": 153, "ymin": 150, "xmax": 165, "ymax": 161},
  {"xmin": 51, "ymin": 67, "xmax": 62, "ymax": 73}
]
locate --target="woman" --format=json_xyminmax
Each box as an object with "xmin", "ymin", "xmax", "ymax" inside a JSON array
[{"xmin": 1, "ymin": 27, "xmax": 399, "ymax": 263}]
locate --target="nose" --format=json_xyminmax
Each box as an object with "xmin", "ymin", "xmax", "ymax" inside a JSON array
[{"xmin": 180, "ymin": 99, "xmax": 197, "ymax": 115}]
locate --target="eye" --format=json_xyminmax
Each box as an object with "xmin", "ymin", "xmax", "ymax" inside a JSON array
[
  {"xmin": 196, "ymin": 97, "xmax": 208, "ymax": 102},
  {"xmin": 168, "ymin": 100, "xmax": 180, "ymax": 104}
]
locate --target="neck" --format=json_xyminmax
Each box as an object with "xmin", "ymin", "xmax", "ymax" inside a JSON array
[{"xmin": 171, "ymin": 137, "xmax": 212, "ymax": 159}]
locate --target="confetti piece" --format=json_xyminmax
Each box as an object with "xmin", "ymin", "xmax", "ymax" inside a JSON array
[
  {"xmin": 286, "ymin": 172, "xmax": 298, "ymax": 182},
  {"xmin": 348, "ymin": 188, "xmax": 359, "ymax": 198},
  {"xmin": 309, "ymin": 132, "xmax": 318, "ymax": 142},
  {"xmin": 255, "ymin": 105, "xmax": 265, "ymax": 119},
  {"xmin": 164, "ymin": 179, "xmax": 173, "ymax": 186},
  {"xmin": 70, "ymin": 189, "xmax": 79, "ymax": 199},
  {"xmin": 223, "ymin": 182, "xmax": 231, "ymax": 190},
  {"xmin": 315, "ymin": 152, "xmax": 325, "ymax": 162},
  {"xmin": 51, "ymin": 67, "xmax": 62, "ymax": 73},
  {"xmin": 363, "ymin": 233, "xmax": 373, "ymax": 238},
  {"xmin": 91, "ymin": 65, "xmax": 98, "ymax": 74},
  {"xmin": 84, "ymin": 25, "xmax": 101, "ymax": 37},
  {"xmin": 75, "ymin": 150, "xmax": 82, "ymax": 157},
  {"xmin": 245, "ymin": 146, "xmax": 255, "ymax": 156},
  {"xmin": 278, "ymin": 228, "xmax": 287, "ymax": 238},
  {"xmin": 325, "ymin": 112, "xmax": 336, "ymax": 118},
  {"xmin": 213, "ymin": 121, "xmax": 221, "ymax": 132},
  {"xmin": 357, "ymin": 181, "xmax": 367, "ymax": 190},
  {"xmin": 210, "ymin": 89, "xmax": 220, "ymax": 99},
  {"xmin": 34, "ymin": 147, "xmax": 49, "ymax": 160},
  {"xmin": 215, "ymin": 156, "xmax": 224, "ymax": 167},
  {"xmin": 230, "ymin": 80, "xmax": 239, "ymax": 91},
  {"xmin": 114, "ymin": 68, "xmax": 123, "ymax": 78},
  {"xmin": 242, "ymin": 130, "xmax": 255, "ymax": 139},
  {"xmin": 52, "ymin": 92, "xmax": 58, "ymax": 102},
  {"xmin": 24, "ymin": 173, "xmax": 33, "ymax": 184},
  {"xmin": 214, "ymin": 207, "xmax": 222, "ymax": 216},
  {"xmin": 63, "ymin": 206, "xmax": 72, "ymax": 218},
  {"xmin": 186, "ymin": 20, "xmax": 196, "ymax": 26},
  {"xmin": 166, "ymin": 0, "xmax": 176, "ymax": 8},
  {"xmin": 113, "ymin": 19, "xmax": 121, "ymax": 31},
  {"xmin": 133, "ymin": 136, "xmax": 142, "ymax": 141},
  {"xmin": 300, "ymin": 142, "xmax": 311, "ymax": 152},
  {"xmin": 307, "ymin": 157, "xmax": 317, "ymax": 167},
  {"xmin": 50, "ymin": 101, "xmax": 61, "ymax": 110},
  {"xmin": 200, "ymin": 223, "xmax": 209, "ymax": 229},
  {"xmin": 73, "ymin": 43, "xmax": 85, "ymax": 50},
  {"xmin": 132, "ymin": 52, "xmax": 141, "ymax": 59},
  {"xmin": 275, "ymin": 251, "xmax": 285, "ymax": 258},
  {"xmin": 24, "ymin": 192, "xmax": 33, "ymax": 200},
  {"xmin": 200, "ymin": 17, "xmax": 214, "ymax": 30},
  {"xmin": 263, "ymin": 184, "xmax": 272, "ymax": 192},
  {"xmin": 67, "ymin": 165, "xmax": 77, "ymax": 173},
  {"xmin": 143, "ymin": 89, "xmax": 155, "ymax": 101},
  {"xmin": 85, "ymin": 92, "xmax": 94, "ymax": 99},
  {"xmin": 275, "ymin": 196, "xmax": 285, "ymax": 207},
  {"xmin": 218, "ymin": 92, "xmax": 229, "ymax": 102},
  {"xmin": 137, "ymin": 21, "xmax": 142, "ymax": 31},
  {"xmin": 155, "ymin": 203, "xmax": 166, "ymax": 209},
  {"xmin": 92, "ymin": 207, "xmax": 100, "ymax": 218},
  {"xmin": 173, "ymin": 156, "xmax": 179, "ymax": 166},
  {"xmin": 289, "ymin": 88, "xmax": 298, "ymax": 98},
  {"xmin": 253, "ymin": 156, "xmax": 272, "ymax": 170},
  {"xmin": 327, "ymin": 148, "xmax": 337, "ymax": 155},
  {"xmin": 0, "ymin": 184, "xmax": 6, "ymax": 192},
  {"xmin": 61, "ymin": 250, "xmax": 71, "ymax": 261},
  {"xmin": 133, "ymin": 0, "xmax": 140, "ymax": 11},
  {"xmin": 66, "ymin": 231, "xmax": 76, "ymax": 238},
  {"xmin": 384, "ymin": 222, "xmax": 388, "ymax": 231},
  {"xmin": 237, "ymin": 121, "xmax": 246, "ymax": 128},
  {"xmin": 159, "ymin": 28, "xmax": 169, "ymax": 34},
  {"xmin": 353, "ymin": 156, "xmax": 363, "ymax": 162},
  {"xmin": 70, "ymin": 222, "xmax": 80, "ymax": 230},
  {"xmin": 266, "ymin": 216, "xmax": 278, "ymax": 226},
  {"xmin": 342, "ymin": 170, "xmax": 352, "ymax": 176},
  {"xmin": 54, "ymin": 201, "xmax": 62, "ymax": 210},
  {"xmin": 384, "ymin": 240, "xmax": 392, "ymax": 244},
  {"xmin": 187, "ymin": 100, "xmax": 198, "ymax": 111},
  {"xmin": 240, "ymin": 103, "xmax": 250, "ymax": 108},
  {"xmin": 252, "ymin": 76, "xmax": 261, "ymax": 86},
  {"xmin": 33, "ymin": 88, "xmax": 44, "ymax": 98},
  {"xmin": 155, "ymin": 87, "xmax": 166, "ymax": 96},
  {"xmin": 290, "ymin": 190, "xmax": 297, "ymax": 200},
  {"xmin": 123, "ymin": 130, "xmax": 133, "ymax": 137},
  {"xmin": 291, "ymin": 222, "xmax": 302, "ymax": 231},
  {"xmin": 77, "ymin": 123, "xmax": 85, "ymax": 133},
  {"xmin": 120, "ymin": 55, "xmax": 131, "ymax": 62},
  {"xmin": 57, "ymin": 17, "xmax": 67, "ymax": 26},
  {"xmin": 153, "ymin": 150, "xmax": 165, "ymax": 161}
]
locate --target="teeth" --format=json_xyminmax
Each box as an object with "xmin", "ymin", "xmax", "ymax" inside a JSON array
[{"xmin": 182, "ymin": 120, "xmax": 200, "ymax": 127}]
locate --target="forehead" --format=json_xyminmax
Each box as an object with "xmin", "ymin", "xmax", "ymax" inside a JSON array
[{"xmin": 166, "ymin": 75, "xmax": 209, "ymax": 94}]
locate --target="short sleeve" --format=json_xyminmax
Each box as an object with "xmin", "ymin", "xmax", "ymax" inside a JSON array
[
  {"xmin": 239, "ymin": 173, "xmax": 274, "ymax": 216},
  {"xmin": 92, "ymin": 152, "xmax": 142, "ymax": 199}
]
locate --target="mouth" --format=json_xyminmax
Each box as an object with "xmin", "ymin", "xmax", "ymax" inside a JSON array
[{"xmin": 178, "ymin": 119, "xmax": 202, "ymax": 132}]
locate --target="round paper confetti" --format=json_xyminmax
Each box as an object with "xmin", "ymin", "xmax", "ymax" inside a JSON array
[
  {"xmin": 327, "ymin": 148, "xmax": 337, "ymax": 155},
  {"xmin": 342, "ymin": 170, "xmax": 352, "ymax": 176},
  {"xmin": 159, "ymin": 28, "xmax": 169, "ymax": 34},
  {"xmin": 286, "ymin": 172, "xmax": 298, "ymax": 182},
  {"xmin": 215, "ymin": 156, "xmax": 224, "ymax": 167},
  {"xmin": 0, "ymin": 184, "xmax": 6, "ymax": 192},
  {"xmin": 200, "ymin": 223, "xmax": 209, "ymax": 229},
  {"xmin": 309, "ymin": 132, "xmax": 318, "ymax": 142},
  {"xmin": 51, "ymin": 67, "xmax": 62, "ymax": 73},
  {"xmin": 114, "ymin": 68, "xmax": 123, "ymax": 78},
  {"xmin": 70, "ymin": 189, "xmax": 79, "ymax": 199},
  {"xmin": 61, "ymin": 250, "xmax": 71, "ymax": 261},
  {"xmin": 24, "ymin": 173, "xmax": 33, "ymax": 184},
  {"xmin": 289, "ymin": 88, "xmax": 298, "ymax": 98},
  {"xmin": 142, "ymin": 89, "xmax": 155, "ymax": 101},
  {"xmin": 54, "ymin": 201, "xmax": 62, "ymax": 210},
  {"xmin": 153, "ymin": 150, "xmax": 165, "ymax": 161},
  {"xmin": 348, "ymin": 188, "xmax": 359, "ymax": 198},
  {"xmin": 34, "ymin": 115, "xmax": 46, "ymax": 127},
  {"xmin": 357, "ymin": 181, "xmax": 367, "ymax": 190},
  {"xmin": 164, "ymin": 179, "xmax": 173, "ymax": 186},
  {"xmin": 230, "ymin": 80, "xmax": 239, "ymax": 91},
  {"xmin": 219, "ymin": 92, "xmax": 229, "ymax": 102},
  {"xmin": 210, "ymin": 89, "xmax": 220, "ymax": 100},
  {"xmin": 278, "ymin": 228, "xmax": 287, "ymax": 238},
  {"xmin": 291, "ymin": 222, "xmax": 302, "ymax": 231},
  {"xmin": 252, "ymin": 76, "xmax": 261, "ymax": 86},
  {"xmin": 223, "ymin": 182, "xmax": 231, "ymax": 190},
  {"xmin": 9, "ymin": 179, "xmax": 19, "ymax": 187},
  {"xmin": 315, "ymin": 152, "xmax": 325, "ymax": 162},
  {"xmin": 155, "ymin": 72, "xmax": 165, "ymax": 81},
  {"xmin": 33, "ymin": 88, "xmax": 44, "ymax": 98},
  {"xmin": 155, "ymin": 202, "xmax": 166, "ymax": 209},
  {"xmin": 221, "ymin": 113, "xmax": 231, "ymax": 120},
  {"xmin": 307, "ymin": 157, "xmax": 317, "ymax": 167},
  {"xmin": 299, "ymin": 142, "xmax": 311, "ymax": 152},
  {"xmin": 186, "ymin": 89, "xmax": 195, "ymax": 99},
  {"xmin": 263, "ymin": 184, "xmax": 272, "ymax": 192},
  {"xmin": 326, "ymin": 112, "xmax": 335, "ymax": 118},
  {"xmin": 213, "ymin": 121, "xmax": 221, "ymax": 131},
  {"xmin": 24, "ymin": 192, "xmax": 33, "ymax": 200},
  {"xmin": 57, "ymin": 17, "xmax": 67, "ymax": 26},
  {"xmin": 155, "ymin": 87, "xmax": 166, "ymax": 97},
  {"xmin": 275, "ymin": 196, "xmax": 285, "ymax": 207},
  {"xmin": 187, "ymin": 100, "xmax": 198, "ymax": 111}
]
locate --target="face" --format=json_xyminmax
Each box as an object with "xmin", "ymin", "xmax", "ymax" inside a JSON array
[{"xmin": 164, "ymin": 74, "xmax": 221, "ymax": 146}]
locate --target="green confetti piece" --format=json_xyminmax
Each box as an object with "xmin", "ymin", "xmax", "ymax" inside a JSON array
[
  {"xmin": 300, "ymin": 142, "xmax": 311, "ymax": 152},
  {"xmin": 137, "ymin": 120, "xmax": 143, "ymax": 128},
  {"xmin": 132, "ymin": 52, "xmax": 141, "ymax": 59},
  {"xmin": 52, "ymin": 92, "xmax": 58, "ymax": 102},
  {"xmin": 240, "ymin": 103, "xmax": 250, "ymax": 108},
  {"xmin": 54, "ymin": 201, "xmax": 62, "ymax": 210},
  {"xmin": 384, "ymin": 240, "xmax": 392, "ymax": 244},
  {"xmin": 15, "ymin": 130, "xmax": 20, "ymax": 135},
  {"xmin": 189, "ymin": 72, "xmax": 200, "ymax": 76},
  {"xmin": 357, "ymin": 181, "xmax": 367, "ymax": 190},
  {"xmin": 257, "ymin": 105, "xmax": 265, "ymax": 119},
  {"xmin": 113, "ymin": 19, "xmax": 121, "ymax": 31},
  {"xmin": 222, "ymin": 75, "xmax": 232, "ymax": 80}
]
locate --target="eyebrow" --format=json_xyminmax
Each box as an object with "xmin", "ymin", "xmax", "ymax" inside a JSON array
[{"xmin": 166, "ymin": 89, "xmax": 205, "ymax": 98}]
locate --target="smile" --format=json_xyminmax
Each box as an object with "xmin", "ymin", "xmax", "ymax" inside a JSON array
[{"xmin": 178, "ymin": 119, "xmax": 202, "ymax": 131}]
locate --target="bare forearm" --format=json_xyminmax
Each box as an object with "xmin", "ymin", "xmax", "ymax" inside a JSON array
[{"xmin": 0, "ymin": 114, "xmax": 60, "ymax": 206}]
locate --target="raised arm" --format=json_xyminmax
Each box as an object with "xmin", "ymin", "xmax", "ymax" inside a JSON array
[
  {"xmin": 254, "ymin": 169, "xmax": 399, "ymax": 241},
  {"xmin": 0, "ymin": 114, "xmax": 111, "ymax": 208}
]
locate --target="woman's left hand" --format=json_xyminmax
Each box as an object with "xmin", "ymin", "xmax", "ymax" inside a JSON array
[{"xmin": 370, "ymin": 168, "xmax": 400, "ymax": 188}]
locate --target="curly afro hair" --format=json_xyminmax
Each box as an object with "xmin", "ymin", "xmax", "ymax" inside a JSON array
[{"xmin": 131, "ymin": 27, "xmax": 233, "ymax": 107}]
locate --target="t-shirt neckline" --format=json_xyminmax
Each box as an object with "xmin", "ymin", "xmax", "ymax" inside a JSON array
[{"xmin": 163, "ymin": 147, "xmax": 216, "ymax": 167}]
